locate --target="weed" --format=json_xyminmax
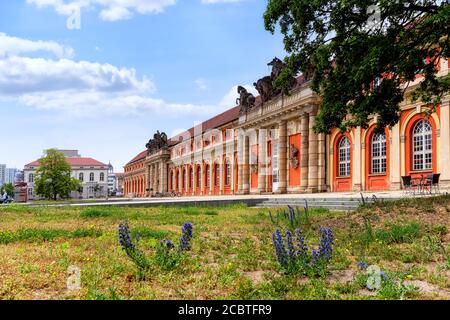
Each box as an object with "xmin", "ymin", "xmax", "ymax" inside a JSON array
[
  {"xmin": 0, "ymin": 228, "xmax": 101, "ymax": 244},
  {"xmin": 375, "ymin": 222, "xmax": 422, "ymax": 244},
  {"xmin": 377, "ymin": 276, "xmax": 419, "ymax": 300},
  {"xmin": 80, "ymin": 208, "xmax": 114, "ymax": 218}
]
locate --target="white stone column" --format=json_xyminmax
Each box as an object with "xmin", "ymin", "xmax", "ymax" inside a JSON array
[
  {"xmin": 318, "ymin": 133, "xmax": 326, "ymax": 192},
  {"xmin": 185, "ymin": 165, "xmax": 189, "ymax": 193},
  {"xmin": 154, "ymin": 164, "xmax": 158, "ymax": 193},
  {"xmin": 439, "ymin": 98, "xmax": 450, "ymax": 186},
  {"xmin": 147, "ymin": 165, "xmax": 152, "ymax": 196},
  {"xmin": 163, "ymin": 162, "xmax": 168, "ymax": 193},
  {"xmin": 209, "ymin": 163, "xmax": 214, "ymax": 195},
  {"xmin": 219, "ymin": 157, "xmax": 224, "ymax": 195},
  {"xmin": 178, "ymin": 167, "xmax": 183, "ymax": 193},
  {"xmin": 390, "ymin": 124, "xmax": 401, "ymax": 190},
  {"xmin": 242, "ymin": 135, "xmax": 250, "ymax": 194},
  {"xmin": 258, "ymin": 128, "xmax": 267, "ymax": 193},
  {"xmin": 353, "ymin": 129, "xmax": 362, "ymax": 191},
  {"xmin": 231, "ymin": 155, "xmax": 236, "ymax": 194},
  {"xmin": 193, "ymin": 163, "xmax": 197, "ymax": 195},
  {"xmin": 201, "ymin": 164, "xmax": 205, "ymax": 195},
  {"xmin": 237, "ymin": 131, "xmax": 244, "ymax": 194},
  {"xmin": 278, "ymin": 121, "xmax": 288, "ymax": 193},
  {"xmin": 300, "ymin": 112, "xmax": 309, "ymax": 190},
  {"xmin": 307, "ymin": 112, "xmax": 319, "ymax": 193}
]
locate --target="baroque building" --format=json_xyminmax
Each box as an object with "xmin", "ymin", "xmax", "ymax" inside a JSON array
[
  {"xmin": 24, "ymin": 150, "xmax": 109, "ymax": 200},
  {"xmin": 124, "ymin": 58, "xmax": 450, "ymax": 197}
]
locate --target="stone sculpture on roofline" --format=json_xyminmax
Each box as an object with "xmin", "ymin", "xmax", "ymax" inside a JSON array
[
  {"xmin": 146, "ymin": 130, "xmax": 168, "ymax": 155},
  {"xmin": 237, "ymin": 57, "xmax": 297, "ymax": 113}
]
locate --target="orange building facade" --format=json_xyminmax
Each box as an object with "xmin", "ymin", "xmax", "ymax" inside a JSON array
[{"xmin": 124, "ymin": 58, "xmax": 450, "ymax": 197}]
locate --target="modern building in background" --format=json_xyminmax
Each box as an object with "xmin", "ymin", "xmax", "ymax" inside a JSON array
[
  {"xmin": 5, "ymin": 168, "xmax": 18, "ymax": 184},
  {"xmin": 24, "ymin": 150, "xmax": 109, "ymax": 200},
  {"xmin": 107, "ymin": 162, "xmax": 118, "ymax": 195},
  {"xmin": 0, "ymin": 164, "xmax": 5, "ymax": 187}
]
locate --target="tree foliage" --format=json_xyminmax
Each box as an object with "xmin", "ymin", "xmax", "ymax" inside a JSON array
[
  {"xmin": 34, "ymin": 149, "xmax": 81, "ymax": 201},
  {"xmin": 0, "ymin": 183, "xmax": 14, "ymax": 197},
  {"xmin": 264, "ymin": 0, "xmax": 450, "ymax": 133}
]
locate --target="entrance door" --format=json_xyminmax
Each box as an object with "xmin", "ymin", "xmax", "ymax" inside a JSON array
[{"xmin": 272, "ymin": 142, "xmax": 279, "ymax": 192}]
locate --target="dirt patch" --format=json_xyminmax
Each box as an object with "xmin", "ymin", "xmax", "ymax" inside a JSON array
[
  {"xmin": 358, "ymin": 288, "xmax": 377, "ymax": 297},
  {"xmin": 328, "ymin": 269, "xmax": 356, "ymax": 284},
  {"xmin": 404, "ymin": 280, "xmax": 450, "ymax": 298},
  {"xmin": 242, "ymin": 270, "xmax": 276, "ymax": 285}
]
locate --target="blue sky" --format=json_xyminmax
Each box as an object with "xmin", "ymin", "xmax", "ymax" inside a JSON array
[{"xmin": 0, "ymin": 0, "xmax": 286, "ymax": 171}]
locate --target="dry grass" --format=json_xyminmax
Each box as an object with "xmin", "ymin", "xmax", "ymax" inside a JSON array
[{"xmin": 0, "ymin": 198, "xmax": 449, "ymax": 300}]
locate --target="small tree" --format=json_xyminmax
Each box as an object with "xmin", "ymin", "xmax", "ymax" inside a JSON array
[
  {"xmin": 34, "ymin": 149, "xmax": 81, "ymax": 201},
  {"xmin": 0, "ymin": 183, "xmax": 14, "ymax": 197},
  {"xmin": 92, "ymin": 183, "xmax": 102, "ymax": 198}
]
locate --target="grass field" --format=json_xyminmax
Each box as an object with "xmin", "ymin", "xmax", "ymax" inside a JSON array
[{"xmin": 0, "ymin": 196, "xmax": 449, "ymax": 300}]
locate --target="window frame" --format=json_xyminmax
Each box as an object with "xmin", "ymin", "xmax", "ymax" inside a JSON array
[
  {"xmin": 371, "ymin": 132, "xmax": 387, "ymax": 174},
  {"xmin": 412, "ymin": 119, "xmax": 433, "ymax": 171},
  {"xmin": 338, "ymin": 137, "xmax": 351, "ymax": 177}
]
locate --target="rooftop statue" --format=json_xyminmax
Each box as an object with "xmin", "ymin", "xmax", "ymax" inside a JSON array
[
  {"xmin": 146, "ymin": 130, "xmax": 168, "ymax": 155},
  {"xmin": 236, "ymin": 85, "xmax": 256, "ymax": 114},
  {"xmin": 254, "ymin": 57, "xmax": 296, "ymax": 105}
]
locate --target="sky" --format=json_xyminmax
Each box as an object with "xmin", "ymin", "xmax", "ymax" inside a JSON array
[{"xmin": 0, "ymin": 0, "xmax": 286, "ymax": 172}]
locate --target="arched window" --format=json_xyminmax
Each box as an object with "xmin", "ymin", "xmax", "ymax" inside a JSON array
[
  {"xmin": 79, "ymin": 172, "xmax": 84, "ymax": 182},
  {"xmin": 225, "ymin": 159, "xmax": 231, "ymax": 186},
  {"xmin": 100, "ymin": 172, "xmax": 105, "ymax": 181},
  {"xmin": 215, "ymin": 164, "xmax": 220, "ymax": 187},
  {"xmin": 90, "ymin": 172, "xmax": 95, "ymax": 182},
  {"xmin": 371, "ymin": 133, "xmax": 387, "ymax": 174},
  {"xmin": 205, "ymin": 164, "xmax": 210, "ymax": 187},
  {"xmin": 413, "ymin": 120, "xmax": 433, "ymax": 171},
  {"xmin": 190, "ymin": 168, "xmax": 194, "ymax": 189},
  {"xmin": 338, "ymin": 137, "xmax": 351, "ymax": 177},
  {"xmin": 29, "ymin": 173, "xmax": 34, "ymax": 183}
]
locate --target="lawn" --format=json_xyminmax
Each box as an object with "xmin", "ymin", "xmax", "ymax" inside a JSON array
[{"xmin": 0, "ymin": 196, "xmax": 449, "ymax": 300}]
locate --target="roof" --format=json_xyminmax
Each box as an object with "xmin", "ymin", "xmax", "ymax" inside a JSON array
[
  {"xmin": 125, "ymin": 150, "xmax": 148, "ymax": 166},
  {"xmin": 168, "ymin": 105, "xmax": 241, "ymax": 146},
  {"xmin": 125, "ymin": 106, "xmax": 242, "ymax": 167},
  {"xmin": 26, "ymin": 157, "xmax": 107, "ymax": 168}
]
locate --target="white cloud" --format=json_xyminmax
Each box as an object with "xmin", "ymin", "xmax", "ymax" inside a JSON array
[
  {"xmin": 99, "ymin": 6, "xmax": 132, "ymax": 21},
  {"xmin": 0, "ymin": 32, "xmax": 243, "ymax": 119},
  {"xmin": 0, "ymin": 32, "xmax": 74, "ymax": 59},
  {"xmin": 0, "ymin": 56, "xmax": 154, "ymax": 95},
  {"xmin": 17, "ymin": 92, "xmax": 217, "ymax": 118},
  {"xmin": 194, "ymin": 78, "xmax": 208, "ymax": 91},
  {"xmin": 27, "ymin": 0, "xmax": 176, "ymax": 21}
]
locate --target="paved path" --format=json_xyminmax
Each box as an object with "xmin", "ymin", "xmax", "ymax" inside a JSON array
[{"xmin": 14, "ymin": 190, "xmax": 446, "ymax": 211}]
